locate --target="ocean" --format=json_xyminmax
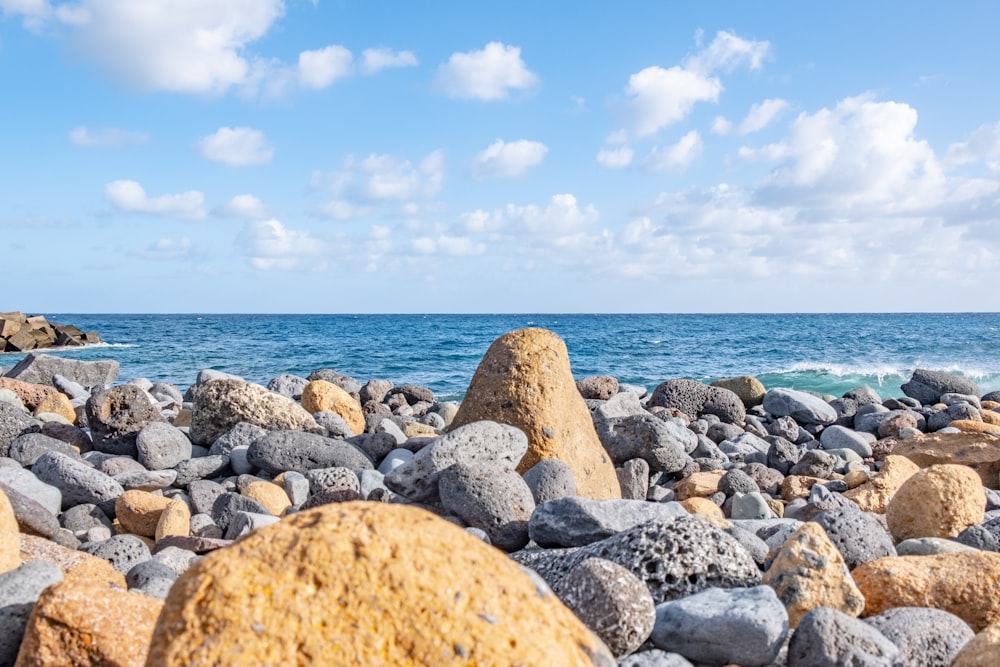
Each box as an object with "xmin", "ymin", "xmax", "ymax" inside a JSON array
[{"xmin": 3, "ymin": 313, "xmax": 999, "ymax": 402}]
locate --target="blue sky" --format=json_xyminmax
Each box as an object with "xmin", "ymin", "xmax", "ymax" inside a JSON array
[{"xmin": 2, "ymin": 1, "xmax": 999, "ymax": 313}]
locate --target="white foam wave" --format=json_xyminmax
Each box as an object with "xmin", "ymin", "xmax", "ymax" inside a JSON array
[{"xmin": 764, "ymin": 362, "xmax": 1000, "ymax": 384}]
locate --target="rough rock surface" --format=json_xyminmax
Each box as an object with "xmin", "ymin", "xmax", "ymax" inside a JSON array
[
  {"xmin": 865, "ymin": 606, "xmax": 974, "ymax": 667},
  {"xmin": 438, "ymin": 463, "xmax": 535, "ymax": 551},
  {"xmin": 528, "ymin": 497, "xmax": 687, "ymax": 548},
  {"xmin": 247, "ymin": 430, "xmax": 373, "ymax": 475},
  {"xmin": 885, "ymin": 464, "xmax": 986, "ymax": 541},
  {"xmin": 0, "ymin": 378, "xmax": 57, "ymax": 412},
  {"xmin": 300, "ymin": 380, "xmax": 365, "ymax": 435},
  {"xmin": 19, "ymin": 534, "xmax": 125, "ymax": 589},
  {"xmin": 4, "ymin": 353, "xmax": 118, "ymax": 390},
  {"xmin": 85, "ymin": 385, "xmax": 165, "ymax": 453},
  {"xmin": 710, "ymin": 376, "xmax": 766, "ymax": 408},
  {"xmin": 189, "ymin": 379, "xmax": 321, "ymax": 446},
  {"xmin": 786, "ymin": 607, "xmax": 899, "ymax": 667},
  {"xmin": 951, "ymin": 623, "xmax": 1000, "ymax": 667},
  {"xmin": 448, "ymin": 328, "xmax": 621, "ymax": 499},
  {"xmin": 0, "ymin": 560, "xmax": 63, "ymax": 665},
  {"xmin": 0, "ymin": 489, "xmax": 20, "ymax": 574},
  {"xmin": 901, "ymin": 368, "xmax": 980, "ymax": 405},
  {"xmin": 892, "ymin": 432, "xmax": 1000, "ymax": 488},
  {"xmin": 844, "ymin": 454, "xmax": 920, "ymax": 513}
]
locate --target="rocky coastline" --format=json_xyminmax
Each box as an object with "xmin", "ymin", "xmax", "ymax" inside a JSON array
[
  {"xmin": 0, "ymin": 312, "xmax": 101, "ymax": 353},
  {"xmin": 1, "ymin": 327, "xmax": 1000, "ymax": 665}
]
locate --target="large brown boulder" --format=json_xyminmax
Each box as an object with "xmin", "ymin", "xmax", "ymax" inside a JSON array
[
  {"xmin": 893, "ymin": 432, "xmax": 1000, "ymax": 487},
  {"xmin": 885, "ymin": 464, "xmax": 985, "ymax": 541},
  {"xmin": 449, "ymin": 328, "xmax": 621, "ymax": 499},
  {"xmin": 189, "ymin": 380, "xmax": 321, "ymax": 446}
]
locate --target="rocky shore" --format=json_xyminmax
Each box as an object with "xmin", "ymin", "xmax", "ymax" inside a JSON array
[
  {"xmin": 1, "ymin": 328, "xmax": 1000, "ymax": 665},
  {"xmin": 0, "ymin": 312, "xmax": 101, "ymax": 352}
]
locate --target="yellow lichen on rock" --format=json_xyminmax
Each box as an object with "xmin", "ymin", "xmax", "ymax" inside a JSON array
[
  {"xmin": 146, "ymin": 502, "xmax": 613, "ymax": 666},
  {"xmin": 449, "ymin": 328, "xmax": 621, "ymax": 499},
  {"xmin": 300, "ymin": 380, "xmax": 365, "ymax": 435}
]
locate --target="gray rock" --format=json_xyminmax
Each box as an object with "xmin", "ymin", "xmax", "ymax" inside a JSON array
[
  {"xmin": 172, "ymin": 454, "xmax": 230, "ymax": 487},
  {"xmin": 954, "ymin": 525, "xmax": 1000, "ymax": 552},
  {"xmin": 812, "ymin": 505, "xmax": 897, "ymax": 568},
  {"xmin": 374, "ymin": 418, "xmax": 407, "ymax": 445},
  {"xmin": 149, "ymin": 382, "xmax": 184, "ymax": 405},
  {"xmin": 247, "ymin": 430, "xmax": 373, "ymax": 474},
  {"xmin": 312, "ymin": 411, "xmax": 355, "ymax": 439},
  {"xmin": 720, "ymin": 432, "xmax": 771, "ymax": 463},
  {"xmin": 767, "ymin": 415, "xmax": 800, "ymax": 442},
  {"xmin": 7, "ymin": 432, "xmax": 79, "ymax": 466},
  {"xmin": 865, "ymin": 606, "xmax": 974, "ymax": 667},
  {"xmin": 384, "ymin": 421, "xmax": 528, "ymax": 502},
  {"xmin": 523, "ymin": 459, "xmax": 577, "ymax": 504},
  {"xmin": 763, "ymin": 388, "xmax": 837, "ymax": 425},
  {"xmin": 0, "ymin": 401, "xmax": 40, "ymax": 458},
  {"xmin": 377, "ymin": 448, "xmax": 413, "ymax": 475},
  {"xmin": 4, "ymin": 353, "xmax": 119, "ymax": 389},
  {"xmin": 52, "ymin": 374, "xmax": 90, "ymax": 401},
  {"xmin": 593, "ymin": 391, "xmax": 647, "ymax": 421},
  {"xmin": 0, "ymin": 560, "xmax": 64, "ymax": 666},
  {"xmin": 266, "ymin": 373, "xmax": 309, "ymax": 399},
  {"xmin": 557, "ymin": 558, "xmax": 655, "ymax": 658},
  {"xmin": 719, "ymin": 468, "xmax": 759, "ymax": 496},
  {"xmin": 359, "ymin": 379, "xmax": 393, "ymax": 405},
  {"xmin": 650, "ymin": 586, "xmax": 788, "ymax": 667},
  {"xmin": 767, "ymin": 437, "xmax": 801, "ymax": 475},
  {"xmin": 136, "ymin": 421, "xmax": 192, "ymax": 470},
  {"xmin": 125, "ymin": 559, "xmax": 178, "ymax": 599},
  {"xmin": 112, "ymin": 469, "xmax": 177, "ymax": 491},
  {"xmin": 0, "ymin": 481, "xmax": 60, "ymax": 538},
  {"xmin": 439, "ymin": 463, "xmax": 535, "ymax": 551},
  {"xmin": 97, "ymin": 455, "xmax": 145, "ymax": 476},
  {"xmin": 512, "ymin": 515, "xmax": 761, "ymax": 605},
  {"xmin": 617, "ymin": 458, "xmax": 650, "ymax": 500},
  {"xmin": 348, "ymin": 432, "xmax": 399, "ymax": 465},
  {"xmin": 734, "ymin": 518, "xmax": 805, "ymax": 550},
  {"xmin": 700, "ymin": 386, "xmax": 747, "ymax": 425},
  {"xmin": 208, "ymin": 422, "xmax": 267, "ymax": 457},
  {"xmin": 617, "ymin": 650, "xmax": 693, "ymax": 667},
  {"xmin": 820, "ymin": 425, "xmax": 874, "ymax": 457},
  {"xmin": 40, "ymin": 422, "xmax": 91, "ymax": 452},
  {"xmin": 902, "ymin": 369, "xmax": 980, "ymax": 406},
  {"xmin": 356, "ymin": 469, "xmax": 387, "ymax": 499},
  {"xmin": 224, "ymin": 511, "xmax": 281, "ymax": 540},
  {"xmin": 152, "ymin": 545, "xmax": 200, "ymax": 576},
  {"xmin": 742, "ymin": 462, "xmax": 784, "ymax": 496},
  {"xmin": 188, "ymin": 479, "xmax": 228, "ymax": 515},
  {"xmin": 79, "ymin": 534, "xmax": 151, "ymax": 574},
  {"xmin": 731, "ymin": 492, "xmax": 773, "ymax": 520},
  {"xmin": 789, "ymin": 449, "xmax": 836, "ymax": 478},
  {"xmin": 228, "ymin": 446, "xmax": 252, "ymax": 475},
  {"xmin": 86, "ymin": 385, "xmax": 166, "ymax": 456},
  {"xmin": 786, "ymin": 607, "xmax": 899, "ymax": 667},
  {"xmin": 595, "ymin": 414, "xmax": 694, "ymax": 472},
  {"xmin": 59, "ymin": 503, "xmax": 113, "ymax": 533},
  {"xmin": 648, "ymin": 379, "xmax": 709, "ymax": 419},
  {"xmin": 306, "ymin": 466, "xmax": 360, "ymax": 495},
  {"xmin": 211, "ymin": 492, "xmax": 270, "ymax": 532},
  {"xmin": 387, "ymin": 383, "xmax": 434, "ymax": 406},
  {"xmin": 706, "ymin": 422, "xmax": 744, "ymax": 444},
  {"xmin": 844, "ymin": 386, "xmax": 883, "ymax": 406},
  {"xmin": 31, "ymin": 450, "xmax": 124, "ymax": 513},
  {"xmin": 529, "ymin": 497, "xmax": 688, "ymax": 548},
  {"xmin": 189, "ymin": 513, "xmax": 222, "ymax": 539},
  {"xmin": 724, "ymin": 524, "xmax": 770, "ymax": 567},
  {"xmin": 281, "ymin": 471, "xmax": 310, "ymax": 507}
]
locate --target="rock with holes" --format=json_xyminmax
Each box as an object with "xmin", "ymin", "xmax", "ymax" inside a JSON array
[
  {"xmin": 438, "ymin": 462, "xmax": 535, "ymax": 551},
  {"xmin": 865, "ymin": 606, "xmax": 974, "ymax": 667},
  {"xmin": 786, "ymin": 607, "xmax": 899, "ymax": 667},
  {"xmin": 812, "ymin": 505, "xmax": 896, "ymax": 569},
  {"xmin": 190, "ymin": 380, "xmax": 321, "ymax": 447},
  {"xmin": 594, "ymin": 414, "xmax": 694, "ymax": 473}
]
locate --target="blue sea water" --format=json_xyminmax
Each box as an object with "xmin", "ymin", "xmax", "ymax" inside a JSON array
[{"xmin": 3, "ymin": 313, "xmax": 999, "ymax": 402}]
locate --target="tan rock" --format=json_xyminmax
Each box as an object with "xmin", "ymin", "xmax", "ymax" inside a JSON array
[
  {"xmin": 449, "ymin": 328, "xmax": 621, "ymax": 500},
  {"xmin": 171, "ymin": 408, "xmax": 192, "ymax": 427},
  {"xmin": 402, "ymin": 421, "xmax": 439, "ymax": 437},
  {"xmin": 951, "ymin": 419, "xmax": 1000, "ymax": 435},
  {"xmin": 0, "ymin": 489, "xmax": 21, "ymax": 574},
  {"xmin": 886, "ymin": 464, "xmax": 985, "ymax": 541},
  {"xmin": 842, "ymin": 470, "xmax": 871, "ymax": 489},
  {"xmin": 115, "ymin": 490, "xmax": 172, "ymax": 538},
  {"xmin": 984, "ymin": 401, "xmax": 1000, "ymax": 411},
  {"xmin": 709, "ymin": 375, "xmax": 766, "ymax": 408},
  {"xmin": 853, "ymin": 551, "xmax": 1000, "ymax": 631},
  {"xmin": 300, "ymin": 380, "xmax": 365, "ymax": 435},
  {"xmin": 155, "ymin": 499, "xmax": 191, "ymax": 542},
  {"xmin": 844, "ymin": 455, "xmax": 920, "ymax": 513},
  {"xmin": 242, "ymin": 481, "xmax": 291, "ymax": 516},
  {"xmin": 672, "ymin": 470, "xmax": 725, "ymax": 501},
  {"xmin": 762, "ymin": 522, "xmax": 865, "ymax": 627},
  {"xmin": 780, "ymin": 475, "xmax": 825, "ymax": 501},
  {"xmin": 146, "ymin": 502, "xmax": 613, "ymax": 666},
  {"xmin": 951, "ymin": 622, "xmax": 1000, "ymax": 667},
  {"xmin": 983, "ymin": 410, "xmax": 1000, "ymax": 426},
  {"xmin": 0, "ymin": 377, "xmax": 57, "ymax": 411},
  {"xmin": 765, "ymin": 497, "xmax": 785, "ymax": 518},
  {"xmin": 892, "ymin": 432, "xmax": 1000, "ymax": 488},
  {"xmin": 680, "ymin": 497, "xmax": 730, "ymax": 529},
  {"xmin": 190, "ymin": 379, "xmax": 321, "ymax": 446},
  {"xmin": 20, "ymin": 534, "xmax": 125, "ymax": 588},
  {"xmin": 32, "ymin": 392, "xmax": 76, "ymax": 424},
  {"xmin": 14, "ymin": 578, "xmax": 162, "ymax": 667}
]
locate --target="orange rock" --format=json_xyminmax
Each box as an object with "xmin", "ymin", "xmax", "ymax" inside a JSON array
[
  {"xmin": 14, "ymin": 578, "xmax": 162, "ymax": 667},
  {"xmin": 115, "ymin": 490, "xmax": 172, "ymax": 538},
  {"xmin": 0, "ymin": 377, "xmax": 57, "ymax": 411},
  {"xmin": 146, "ymin": 502, "xmax": 613, "ymax": 666},
  {"xmin": 780, "ymin": 475, "xmax": 824, "ymax": 501},
  {"xmin": 0, "ymin": 489, "xmax": 20, "ymax": 574},
  {"xmin": 892, "ymin": 432, "xmax": 1000, "ymax": 488},
  {"xmin": 402, "ymin": 421, "xmax": 439, "ymax": 437},
  {"xmin": 20, "ymin": 534, "xmax": 126, "ymax": 589},
  {"xmin": 155, "ymin": 499, "xmax": 191, "ymax": 542},
  {"xmin": 672, "ymin": 470, "xmax": 725, "ymax": 500},
  {"xmin": 241, "ymin": 481, "xmax": 291, "ymax": 516},
  {"xmin": 449, "ymin": 328, "xmax": 621, "ymax": 500},
  {"xmin": 32, "ymin": 392, "xmax": 76, "ymax": 424},
  {"xmin": 982, "ymin": 410, "xmax": 1000, "ymax": 426},
  {"xmin": 844, "ymin": 455, "xmax": 920, "ymax": 513},
  {"xmin": 842, "ymin": 469, "xmax": 871, "ymax": 490},
  {"xmin": 885, "ymin": 464, "xmax": 985, "ymax": 541},
  {"xmin": 680, "ymin": 497, "xmax": 730, "ymax": 528},
  {"xmin": 951, "ymin": 622, "xmax": 1000, "ymax": 666},
  {"xmin": 951, "ymin": 419, "xmax": 1000, "ymax": 435},
  {"xmin": 853, "ymin": 552, "xmax": 1000, "ymax": 631},
  {"xmin": 983, "ymin": 401, "xmax": 1000, "ymax": 411},
  {"xmin": 300, "ymin": 380, "xmax": 365, "ymax": 435}
]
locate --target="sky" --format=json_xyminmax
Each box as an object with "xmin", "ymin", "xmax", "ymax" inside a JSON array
[{"xmin": 2, "ymin": 1, "xmax": 1000, "ymax": 314}]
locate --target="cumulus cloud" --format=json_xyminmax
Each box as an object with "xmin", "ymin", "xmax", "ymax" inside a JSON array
[
  {"xmin": 197, "ymin": 127, "xmax": 273, "ymax": 166},
  {"xmin": 104, "ymin": 180, "xmax": 206, "ymax": 219},
  {"xmin": 471, "ymin": 139, "xmax": 548, "ymax": 178},
  {"xmin": 947, "ymin": 121, "xmax": 1000, "ymax": 166},
  {"xmin": 138, "ymin": 236, "xmax": 193, "ymax": 261},
  {"xmin": 596, "ymin": 146, "xmax": 634, "ymax": 169},
  {"xmin": 713, "ymin": 98, "xmax": 789, "ymax": 135},
  {"xmin": 435, "ymin": 42, "xmax": 538, "ymax": 100},
  {"xmin": 298, "ymin": 45, "xmax": 353, "ymax": 88},
  {"xmin": 216, "ymin": 194, "xmax": 269, "ymax": 220},
  {"xmin": 686, "ymin": 29, "xmax": 771, "ymax": 74},
  {"xmin": 239, "ymin": 218, "xmax": 326, "ymax": 271},
  {"xmin": 68, "ymin": 126, "xmax": 149, "ymax": 147},
  {"xmin": 493, "ymin": 193, "xmax": 599, "ymax": 236},
  {"xmin": 361, "ymin": 47, "xmax": 417, "ymax": 74},
  {"xmin": 645, "ymin": 130, "xmax": 703, "ymax": 171}
]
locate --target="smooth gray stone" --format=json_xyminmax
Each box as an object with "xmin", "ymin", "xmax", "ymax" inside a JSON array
[
  {"xmin": 895, "ymin": 537, "xmax": 976, "ymax": 556},
  {"xmin": 377, "ymin": 448, "xmax": 413, "ymax": 475},
  {"xmin": 763, "ymin": 388, "xmax": 837, "ymax": 425},
  {"xmin": 529, "ymin": 496, "xmax": 688, "ymax": 548},
  {"xmin": 374, "ymin": 418, "xmax": 407, "ymax": 445},
  {"xmin": 224, "ymin": 511, "xmax": 281, "ymax": 540},
  {"xmin": 0, "ymin": 401, "xmax": 40, "ymax": 458},
  {"xmin": 0, "ymin": 467, "xmax": 61, "ymax": 516},
  {"xmin": 512, "ymin": 515, "xmax": 760, "ymax": 606},
  {"xmin": 384, "ymin": 421, "xmax": 528, "ymax": 502},
  {"xmin": 172, "ymin": 454, "xmax": 230, "ymax": 487},
  {"xmin": 356, "ymin": 469, "xmax": 387, "ymax": 499},
  {"xmin": 725, "ymin": 525, "xmax": 770, "ymax": 567},
  {"xmin": 228, "ymin": 445, "xmax": 252, "ymax": 474},
  {"xmin": 731, "ymin": 492, "xmax": 773, "ymax": 520},
  {"xmin": 719, "ymin": 432, "xmax": 771, "ymax": 462},
  {"xmin": 125, "ymin": 559, "xmax": 178, "ymax": 597},
  {"xmin": 52, "ymin": 374, "xmax": 90, "ymax": 401},
  {"xmin": 4, "ymin": 353, "xmax": 119, "ymax": 389},
  {"xmin": 865, "ymin": 607, "xmax": 974, "ymax": 667},
  {"xmin": 149, "ymin": 382, "xmax": 184, "ymax": 405},
  {"xmin": 113, "ymin": 469, "xmax": 177, "ymax": 491},
  {"xmin": 187, "ymin": 479, "xmax": 227, "ymax": 515},
  {"xmin": 195, "ymin": 369, "xmax": 244, "ymax": 385},
  {"xmin": 440, "ymin": 463, "xmax": 535, "ymax": 552},
  {"xmin": 823, "ymin": 448, "xmax": 864, "ymax": 473},
  {"xmin": 31, "ymin": 450, "xmax": 123, "ymax": 513},
  {"xmin": 819, "ymin": 425, "xmax": 874, "ymax": 457},
  {"xmin": 79, "ymin": 534, "xmax": 151, "ymax": 574},
  {"xmin": 0, "ymin": 560, "xmax": 64, "ymax": 665},
  {"xmin": 0, "ymin": 481, "xmax": 60, "ymax": 538},
  {"xmin": 617, "ymin": 650, "xmax": 693, "ymax": 667},
  {"xmin": 941, "ymin": 392, "xmax": 982, "ymax": 409},
  {"xmin": 266, "ymin": 373, "xmax": 308, "ymax": 399},
  {"xmin": 281, "ymin": 471, "xmax": 310, "ymax": 507},
  {"xmin": 8, "ymin": 432, "xmax": 80, "ymax": 466},
  {"xmin": 59, "ymin": 503, "xmax": 112, "ymax": 533},
  {"xmin": 617, "ymin": 458, "xmax": 650, "ymax": 501},
  {"xmin": 523, "ymin": 459, "xmax": 577, "ymax": 504},
  {"xmin": 787, "ymin": 607, "xmax": 899, "ymax": 667},
  {"xmin": 247, "ymin": 430, "xmax": 372, "ymax": 475},
  {"xmin": 651, "ymin": 586, "xmax": 788, "ymax": 667},
  {"xmin": 208, "ymin": 422, "xmax": 267, "ymax": 457},
  {"xmin": 595, "ymin": 414, "xmax": 694, "ymax": 472},
  {"xmin": 136, "ymin": 422, "xmax": 192, "ymax": 470}
]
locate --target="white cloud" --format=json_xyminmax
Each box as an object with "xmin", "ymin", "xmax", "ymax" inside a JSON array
[
  {"xmin": 715, "ymin": 98, "xmax": 789, "ymax": 135},
  {"xmin": 411, "ymin": 235, "xmax": 485, "ymax": 257},
  {"xmin": 139, "ymin": 236, "xmax": 192, "ymax": 260},
  {"xmin": 471, "ymin": 139, "xmax": 548, "ymax": 178},
  {"xmin": 216, "ymin": 194, "xmax": 269, "ymax": 220},
  {"xmin": 198, "ymin": 127, "xmax": 273, "ymax": 166},
  {"xmin": 686, "ymin": 30, "xmax": 771, "ymax": 74},
  {"xmin": 361, "ymin": 47, "xmax": 417, "ymax": 74},
  {"xmin": 947, "ymin": 121, "xmax": 1000, "ymax": 166},
  {"xmin": 645, "ymin": 130, "xmax": 703, "ymax": 171},
  {"xmin": 239, "ymin": 218, "xmax": 326, "ymax": 271},
  {"xmin": 68, "ymin": 126, "xmax": 149, "ymax": 147},
  {"xmin": 105, "ymin": 180, "xmax": 206, "ymax": 219},
  {"xmin": 435, "ymin": 42, "xmax": 538, "ymax": 100},
  {"xmin": 712, "ymin": 116, "xmax": 734, "ymax": 135},
  {"xmin": 502, "ymin": 194, "xmax": 599, "ymax": 235},
  {"xmin": 298, "ymin": 45, "xmax": 353, "ymax": 88},
  {"xmin": 596, "ymin": 146, "xmax": 634, "ymax": 169}
]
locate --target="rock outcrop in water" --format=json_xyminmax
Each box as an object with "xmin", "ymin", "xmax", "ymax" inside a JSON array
[{"xmin": 0, "ymin": 312, "xmax": 101, "ymax": 352}]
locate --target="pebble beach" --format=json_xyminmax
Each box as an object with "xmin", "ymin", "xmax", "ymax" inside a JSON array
[{"xmin": 2, "ymin": 325, "xmax": 1000, "ymax": 665}]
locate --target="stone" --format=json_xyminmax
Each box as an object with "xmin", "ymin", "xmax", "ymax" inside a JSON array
[
  {"xmin": 852, "ymin": 551, "xmax": 1000, "ymax": 631},
  {"xmin": 136, "ymin": 422, "xmax": 192, "ymax": 470},
  {"xmin": 786, "ymin": 607, "xmax": 899, "ymax": 667},
  {"xmin": 886, "ymin": 463, "xmax": 986, "ymax": 541},
  {"xmin": 671, "ymin": 470, "xmax": 724, "ymax": 500},
  {"xmin": 731, "ymin": 492, "xmax": 773, "ymax": 520},
  {"xmin": 7, "ymin": 432, "xmax": 78, "ymax": 466},
  {"xmin": 595, "ymin": 414, "xmax": 694, "ymax": 473},
  {"xmin": 0, "ymin": 482, "xmax": 59, "ymax": 538},
  {"xmin": 300, "ymin": 380, "xmax": 365, "ymax": 435},
  {"xmin": 208, "ymin": 421, "xmax": 267, "ymax": 456},
  {"xmin": 812, "ymin": 506, "xmax": 897, "ymax": 569},
  {"xmin": 0, "ymin": 560, "xmax": 64, "ymax": 666},
  {"xmin": 865, "ymin": 606, "xmax": 974, "ymax": 667},
  {"xmin": 680, "ymin": 497, "xmax": 729, "ymax": 528},
  {"xmin": 224, "ymin": 511, "xmax": 281, "ymax": 540},
  {"xmin": 0, "ymin": 378, "xmax": 57, "ymax": 412},
  {"xmin": 359, "ymin": 378, "xmax": 392, "ymax": 404},
  {"xmin": 4, "ymin": 353, "xmax": 118, "ymax": 390},
  {"xmin": 952, "ymin": 623, "xmax": 1000, "ymax": 667},
  {"xmin": 761, "ymin": 521, "xmax": 866, "ymax": 627},
  {"xmin": 523, "ymin": 458, "xmax": 578, "ymax": 503},
  {"xmin": 616, "ymin": 458, "xmax": 650, "ymax": 500},
  {"xmin": 31, "ymin": 393, "xmax": 75, "ymax": 425},
  {"xmin": 189, "ymin": 379, "xmax": 321, "ymax": 447},
  {"xmin": 528, "ymin": 497, "xmax": 687, "ymax": 548},
  {"xmin": 511, "ymin": 515, "xmax": 760, "ymax": 606},
  {"xmin": 312, "ymin": 411, "xmax": 355, "ymax": 439},
  {"xmin": 820, "ymin": 425, "xmax": 874, "ymax": 457},
  {"xmin": 557, "ymin": 557, "xmax": 654, "ymax": 657},
  {"xmin": 31, "ymin": 451, "xmax": 124, "ymax": 513},
  {"xmin": 592, "ymin": 391, "xmax": 646, "ymax": 421},
  {"xmin": 114, "ymin": 469, "xmax": 177, "ymax": 492},
  {"xmin": 617, "ymin": 651, "xmax": 693, "ymax": 667},
  {"xmin": 763, "ymin": 388, "xmax": 837, "ymax": 425},
  {"xmin": 306, "ymin": 466, "xmax": 360, "ymax": 495},
  {"xmin": 780, "ymin": 475, "xmax": 824, "ymax": 501},
  {"xmin": 125, "ymin": 559, "xmax": 178, "ymax": 599},
  {"xmin": 85, "ymin": 385, "xmax": 165, "ymax": 455},
  {"xmin": 895, "ymin": 536, "xmax": 977, "ymax": 556},
  {"xmin": 210, "ymin": 493, "xmax": 270, "ymax": 532},
  {"xmin": 266, "ymin": 373, "xmax": 308, "ymax": 399},
  {"xmin": 242, "ymin": 480, "xmax": 291, "ymax": 516},
  {"xmin": 950, "ymin": 419, "xmax": 1000, "ymax": 435},
  {"xmin": 19, "ymin": 534, "xmax": 125, "ymax": 589},
  {"xmin": 877, "ymin": 411, "xmax": 920, "ymax": 439},
  {"xmin": 0, "ymin": 402, "xmax": 40, "ymax": 458},
  {"xmin": 650, "ymin": 586, "xmax": 788, "ymax": 667},
  {"xmin": 710, "ymin": 375, "xmax": 766, "ymax": 408},
  {"xmin": 0, "ymin": 489, "xmax": 20, "ymax": 574},
  {"xmin": 247, "ymin": 430, "xmax": 373, "ymax": 475},
  {"xmin": 155, "ymin": 499, "xmax": 191, "ymax": 541},
  {"xmin": 439, "ymin": 463, "xmax": 535, "ymax": 551},
  {"xmin": 172, "ymin": 455, "xmax": 229, "ymax": 487},
  {"xmin": 14, "ymin": 577, "xmax": 161, "ymax": 667},
  {"xmin": 902, "ymin": 368, "xmax": 980, "ymax": 405},
  {"xmin": 448, "ymin": 328, "xmax": 621, "ymax": 500},
  {"xmin": 146, "ymin": 502, "xmax": 614, "ymax": 666},
  {"xmin": 844, "ymin": 454, "xmax": 920, "ymax": 513},
  {"xmin": 576, "ymin": 376, "xmax": 619, "ymax": 400},
  {"xmin": 115, "ymin": 490, "xmax": 172, "ymax": 538},
  {"xmin": 79, "ymin": 534, "xmax": 151, "ymax": 575}
]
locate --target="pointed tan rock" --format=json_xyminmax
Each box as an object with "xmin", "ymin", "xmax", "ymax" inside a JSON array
[
  {"xmin": 844, "ymin": 454, "xmax": 920, "ymax": 513},
  {"xmin": 155, "ymin": 499, "xmax": 191, "ymax": 542},
  {"xmin": 450, "ymin": 328, "xmax": 621, "ymax": 499},
  {"xmin": 0, "ymin": 489, "xmax": 21, "ymax": 574},
  {"xmin": 762, "ymin": 521, "xmax": 865, "ymax": 627}
]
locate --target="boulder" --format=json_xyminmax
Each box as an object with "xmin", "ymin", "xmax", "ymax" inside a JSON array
[
  {"xmin": 300, "ymin": 380, "xmax": 365, "ymax": 435},
  {"xmin": 762, "ymin": 388, "xmax": 837, "ymax": 425},
  {"xmin": 528, "ymin": 497, "xmax": 687, "ymax": 548},
  {"xmin": 0, "ymin": 560, "xmax": 64, "ymax": 666},
  {"xmin": 438, "ymin": 463, "xmax": 535, "ymax": 551},
  {"xmin": 86, "ymin": 385, "xmax": 165, "ymax": 455},
  {"xmin": 4, "ymin": 353, "xmax": 118, "ymax": 390},
  {"xmin": 448, "ymin": 328, "xmax": 620, "ymax": 499},
  {"xmin": 886, "ymin": 464, "xmax": 986, "ymax": 541},
  {"xmin": 786, "ymin": 607, "xmax": 899, "ymax": 667},
  {"xmin": 710, "ymin": 375, "xmax": 766, "ymax": 408},
  {"xmin": 523, "ymin": 459, "xmax": 577, "ymax": 504},
  {"xmin": 190, "ymin": 380, "xmax": 321, "ymax": 446},
  {"xmin": 0, "ymin": 488, "xmax": 20, "ymax": 574},
  {"xmin": 901, "ymin": 368, "xmax": 980, "ymax": 405},
  {"xmin": 952, "ymin": 623, "xmax": 1000, "ymax": 667},
  {"xmin": 0, "ymin": 378, "xmax": 57, "ymax": 412},
  {"xmin": 865, "ymin": 607, "xmax": 974, "ymax": 667},
  {"xmin": 576, "ymin": 376, "xmax": 619, "ymax": 400},
  {"xmin": 19, "ymin": 534, "xmax": 125, "ymax": 589},
  {"xmin": 844, "ymin": 454, "xmax": 920, "ymax": 513},
  {"xmin": 594, "ymin": 414, "xmax": 694, "ymax": 472}
]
